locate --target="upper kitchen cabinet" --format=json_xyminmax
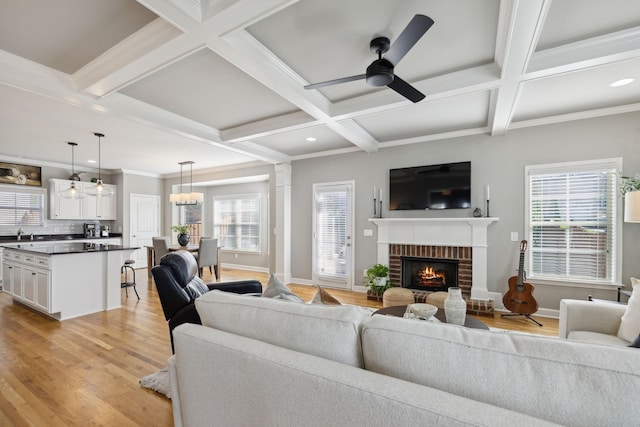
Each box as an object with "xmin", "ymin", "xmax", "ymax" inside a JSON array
[{"xmin": 49, "ymin": 179, "xmax": 116, "ymax": 220}]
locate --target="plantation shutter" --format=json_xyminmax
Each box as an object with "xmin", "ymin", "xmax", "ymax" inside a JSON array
[
  {"xmin": 526, "ymin": 160, "xmax": 618, "ymax": 284},
  {"xmin": 0, "ymin": 187, "xmax": 46, "ymax": 227},
  {"xmin": 314, "ymin": 184, "xmax": 348, "ymax": 281}
]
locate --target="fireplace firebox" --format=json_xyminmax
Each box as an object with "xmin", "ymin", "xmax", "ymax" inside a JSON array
[{"xmin": 401, "ymin": 256, "xmax": 458, "ymax": 292}]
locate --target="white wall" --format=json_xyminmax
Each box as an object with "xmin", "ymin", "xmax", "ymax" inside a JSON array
[{"xmin": 290, "ymin": 111, "xmax": 640, "ymax": 311}]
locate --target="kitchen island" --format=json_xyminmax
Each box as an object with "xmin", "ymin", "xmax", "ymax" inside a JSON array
[{"xmin": 1, "ymin": 242, "xmax": 138, "ymax": 320}]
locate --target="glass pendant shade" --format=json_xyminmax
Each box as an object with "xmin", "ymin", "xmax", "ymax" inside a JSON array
[
  {"xmin": 170, "ymin": 161, "xmax": 204, "ymax": 205},
  {"xmin": 85, "ymin": 132, "xmax": 114, "ymax": 197},
  {"xmin": 60, "ymin": 142, "xmax": 86, "ymax": 199}
]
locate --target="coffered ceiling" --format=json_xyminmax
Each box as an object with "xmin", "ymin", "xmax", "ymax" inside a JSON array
[{"xmin": 0, "ymin": 0, "xmax": 639, "ymax": 176}]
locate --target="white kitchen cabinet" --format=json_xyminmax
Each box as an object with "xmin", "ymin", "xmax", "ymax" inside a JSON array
[
  {"xmin": 50, "ymin": 179, "xmax": 83, "ymax": 219},
  {"xmin": 49, "ymin": 179, "xmax": 117, "ymax": 220},
  {"xmin": 2, "ymin": 252, "xmax": 14, "ymax": 294},
  {"xmin": 2, "ymin": 248, "xmax": 51, "ymax": 314},
  {"xmin": 23, "ymin": 266, "xmax": 50, "ymax": 311},
  {"xmin": 83, "ymin": 184, "xmax": 117, "ymax": 220}
]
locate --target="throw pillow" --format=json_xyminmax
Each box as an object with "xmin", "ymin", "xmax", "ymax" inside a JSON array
[
  {"xmin": 262, "ymin": 274, "xmax": 304, "ymax": 303},
  {"xmin": 310, "ymin": 285, "xmax": 342, "ymax": 305},
  {"xmin": 629, "ymin": 332, "xmax": 640, "ymax": 348},
  {"xmin": 617, "ymin": 278, "xmax": 640, "ymax": 342}
]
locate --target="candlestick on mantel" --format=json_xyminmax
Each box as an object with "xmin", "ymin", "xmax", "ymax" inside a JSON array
[{"xmin": 485, "ymin": 185, "xmax": 490, "ymax": 201}]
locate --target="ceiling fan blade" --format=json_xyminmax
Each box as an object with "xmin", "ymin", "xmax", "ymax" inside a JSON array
[
  {"xmin": 387, "ymin": 75, "xmax": 426, "ymax": 103},
  {"xmin": 304, "ymin": 74, "xmax": 366, "ymax": 90},
  {"xmin": 384, "ymin": 14, "xmax": 434, "ymax": 66}
]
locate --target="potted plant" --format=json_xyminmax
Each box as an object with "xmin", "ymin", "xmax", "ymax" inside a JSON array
[
  {"xmin": 171, "ymin": 224, "xmax": 191, "ymax": 246},
  {"xmin": 620, "ymin": 173, "xmax": 640, "ymax": 195},
  {"xmin": 363, "ymin": 263, "xmax": 391, "ymax": 300}
]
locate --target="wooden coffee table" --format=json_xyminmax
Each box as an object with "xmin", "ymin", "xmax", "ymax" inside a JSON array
[{"xmin": 373, "ymin": 305, "xmax": 489, "ymax": 330}]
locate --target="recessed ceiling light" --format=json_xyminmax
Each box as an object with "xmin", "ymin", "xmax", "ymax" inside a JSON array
[
  {"xmin": 609, "ymin": 78, "xmax": 635, "ymax": 87},
  {"xmin": 87, "ymin": 159, "xmax": 96, "ymax": 163},
  {"xmin": 306, "ymin": 137, "xmax": 316, "ymax": 142}
]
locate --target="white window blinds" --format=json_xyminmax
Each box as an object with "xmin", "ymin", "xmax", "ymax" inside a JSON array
[
  {"xmin": 526, "ymin": 159, "xmax": 620, "ymax": 284},
  {"xmin": 314, "ymin": 184, "xmax": 349, "ymax": 280},
  {"xmin": 213, "ymin": 194, "xmax": 260, "ymax": 252},
  {"xmin": 0, "ymin": 187, "xmax": 46, "ymax": 227}
]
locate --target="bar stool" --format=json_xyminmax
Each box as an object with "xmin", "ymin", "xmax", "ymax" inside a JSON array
[{"xmin": 121, "ymin": 259, "xmax": 140, "ymax": 300}]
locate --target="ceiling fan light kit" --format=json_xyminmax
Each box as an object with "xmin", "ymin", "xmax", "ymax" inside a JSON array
[{"xmin": 304, "ymin": 14, "xmax": 434, "ymax": 103}]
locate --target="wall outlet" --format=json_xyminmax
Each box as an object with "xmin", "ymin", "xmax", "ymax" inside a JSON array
[
  {"xmin": 510, "ymin": 232, "xmax": 519, "ymax": 242},
  {"xmin": 234, "ymin": 253, "xmax": 238, "ymax": 259},
  {"xmin": 363, "ymin": 228, "xmax": 373, "ymax": 237}
]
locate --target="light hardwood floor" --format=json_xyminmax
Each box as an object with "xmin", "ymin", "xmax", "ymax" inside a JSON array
[{"xmin": 0, "ymin": 267, "xmax": 558, "ymax": 426}]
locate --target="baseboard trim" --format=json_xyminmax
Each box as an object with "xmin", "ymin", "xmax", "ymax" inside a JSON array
[{"xmin": 222, "ymin": 263, "xmax": 269, "ymax": 273}]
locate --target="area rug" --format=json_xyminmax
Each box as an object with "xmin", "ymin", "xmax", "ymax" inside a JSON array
[{"xmin": 140, "ymin": 367, "xmax": 171, "ymax": 399}]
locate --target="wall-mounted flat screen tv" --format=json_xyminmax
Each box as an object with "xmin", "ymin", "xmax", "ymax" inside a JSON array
[{"xmin": 389, "ymin": 161, "xmax": 471, "ymax": 210}]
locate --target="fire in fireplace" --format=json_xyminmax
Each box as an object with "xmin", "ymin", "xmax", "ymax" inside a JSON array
[{"xmin": 401, "ymin": 256, "xmax": 458, "ymax": 292}]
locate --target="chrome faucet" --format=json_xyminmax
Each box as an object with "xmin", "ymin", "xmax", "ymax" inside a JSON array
[{"xmin": 17, "ymin": 228, "xmax": 23, "ymax": 240}]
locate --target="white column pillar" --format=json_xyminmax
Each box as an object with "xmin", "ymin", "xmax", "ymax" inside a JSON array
[{"xmin": 274, "ymin": 164, "xmax": 291, "ymax": 283}]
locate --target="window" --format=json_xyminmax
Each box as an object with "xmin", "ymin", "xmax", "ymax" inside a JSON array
[
  {"xmin": 525, "ymin": 159, "xmax": 621, "ymax": 285},
  {"xmin": 0, "ymin": 186, "xmax": 46, "ymax": 228},
  {"xmin": 178, "ymin": 203, "xmax": 203, "ymax": 245},
  {"xmin": 213, "ymin": 194, "xmax": 260, "ymax": 252}
]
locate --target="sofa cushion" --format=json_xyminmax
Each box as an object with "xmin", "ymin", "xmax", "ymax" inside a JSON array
[
  {"xmin": 310, "ymin": 285, "xmax": 341, "ymax": 305},
  {"xmin": 262, "ymin": 273, "xmax": 305, "ymax": 303},
  {"xmin": 361, "ymin": 315, "xmax": 640, "ymax": 427},
  {"xmin": 195, "ymin": 290, "xmax": 370, "ymax": 367},
  {"xmin": 617, "ymin": 278, "xmax": 640, "ymax": 342},
  {"xmin": 171, "ymin": 323, "xmax": 558, "ymax": 427},
  {"xmin": 568, "ymin": 330, "xmax": 630, "ymax": 346}
]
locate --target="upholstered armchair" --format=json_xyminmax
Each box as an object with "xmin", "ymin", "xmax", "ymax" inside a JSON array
[
  {"xmin": 151, "ymin": 250, "xmax": 262, "ymax": 352},
  {"xmin": 559, "ymin": 299, "xmax": 629, "ymax": 346}
]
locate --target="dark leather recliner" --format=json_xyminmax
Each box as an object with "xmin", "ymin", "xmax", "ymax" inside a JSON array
[{"xmin": 151, "ymin": 250, "xmax": 262, "ymax": 352}]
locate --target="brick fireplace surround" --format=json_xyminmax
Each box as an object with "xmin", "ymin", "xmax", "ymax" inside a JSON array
[{"xmin": 369, "ymin": 218, "xmax": 499, "ymax": 316}]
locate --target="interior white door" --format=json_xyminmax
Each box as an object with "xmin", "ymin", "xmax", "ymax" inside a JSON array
[
  {"xmin": 129, "ymin": 194, "xmax": 160, "ymax": 268},
  {"xmin": 312, "ymin": 182, "xmax": 354, "ymax": 290}
]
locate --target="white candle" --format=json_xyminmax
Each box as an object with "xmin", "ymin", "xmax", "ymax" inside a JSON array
[
  {"xmin": 485, "ymin": 185, "xmax": 490, "ymax": 201},
  {"xmin": 379, "ymin": 188, "xmax": 383, "ymax": 202},
  {"xmin": 373, "ymin": 186, "xmax": 377, "ymax": 199}
]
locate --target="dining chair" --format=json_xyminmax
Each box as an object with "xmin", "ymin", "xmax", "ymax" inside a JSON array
[
  {"xmin": 196, "ymin": 237, "xmax": 219, "ymax": 279},
  {"xmin": 152, "ymin": 236, "xmax": 171, "ymax": 266}
]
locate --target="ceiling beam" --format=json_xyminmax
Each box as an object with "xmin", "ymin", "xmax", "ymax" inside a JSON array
[
  {"xmin": 526, "ymin": 26, "xmax": 640, "ymax": 80},
  {"xmin": 489, "ymin": 0, "xmax": 551, "ymax": 136}
]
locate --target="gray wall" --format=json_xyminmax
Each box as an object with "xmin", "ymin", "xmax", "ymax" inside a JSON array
[
  {"xmin": 118, "ymin": 172, "xmax": 164, "ymax": 244},
  {"xmin": 290, "ymin": 111, "xmax": 640, "ymax": 310}
]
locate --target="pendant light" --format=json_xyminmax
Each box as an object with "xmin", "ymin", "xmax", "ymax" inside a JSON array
[
  {"xmin": 60, "ymin": 142, "xmax": 85, "ymax": 199},
  {"xmin": 169, "ymin": 161, "xmax": 204, "ymax": 205},
  {"xmin": 85, "ymin": 132, "xmax": 114, "ymax": 197}
]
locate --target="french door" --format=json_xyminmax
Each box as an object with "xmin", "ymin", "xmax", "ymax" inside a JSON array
[{"xmin": 312, "ymin": 182, "xmax": 354, "ymax": 289}]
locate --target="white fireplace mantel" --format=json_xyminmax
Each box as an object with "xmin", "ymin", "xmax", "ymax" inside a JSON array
[{"xmin": 368, "ymin": 217, "xmax": 499, "ymax": 301}]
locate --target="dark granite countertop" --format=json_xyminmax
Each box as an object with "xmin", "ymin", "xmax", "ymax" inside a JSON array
[
  {"xmin": 0, "ymin": 234, "xmax": 123, "ymax": 244},
  {"xmin": 1, "ymin": 242, "xmax": 138, "ymax": 255}
]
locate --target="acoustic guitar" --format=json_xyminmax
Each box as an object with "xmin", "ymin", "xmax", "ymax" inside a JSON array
[{"xmin": 502, "ymin": 240, "xmax": 538, "ymax": 315}]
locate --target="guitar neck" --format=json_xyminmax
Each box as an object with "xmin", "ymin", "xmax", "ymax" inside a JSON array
[{"xmin": 517, "ymin": 252, "xmax": 525, "ymax": 285}]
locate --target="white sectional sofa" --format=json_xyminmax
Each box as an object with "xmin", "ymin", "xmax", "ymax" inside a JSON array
[{"xmin": 168, "ymin": 291, "xmax": 640, "ymax": 427}]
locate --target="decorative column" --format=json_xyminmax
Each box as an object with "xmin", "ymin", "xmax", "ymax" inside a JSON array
[{"xmin": 274, "ymin": 163, "xmax": 291, "ymax": 284}]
